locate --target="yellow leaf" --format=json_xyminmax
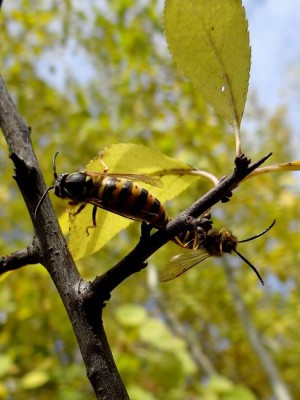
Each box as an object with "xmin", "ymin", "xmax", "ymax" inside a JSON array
[
  {"xmin": 68, "ymin": 143, "xmax": 202, "ymax": 260},
  {"xmin": 21, "ymin": 370, "xmax": 49, "ymax": 389},
  {"xmin": 164, "ymin": 0, "xmax": 250, "ymax": 127}
]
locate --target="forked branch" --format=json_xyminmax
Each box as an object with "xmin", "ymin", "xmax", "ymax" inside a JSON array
[{"xmin": 92, "ymin": 153, "xmax": 272, "ymax": 300}]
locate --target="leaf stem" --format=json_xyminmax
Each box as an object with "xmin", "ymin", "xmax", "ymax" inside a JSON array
[
  {"xmin": 243, "ymin": 162, "xmax": 300, "ymax": 181},
  {"xmin": 233, "ymin": 117, "xmax": 242, "ymax": 157},
  {"xmin": 157, "ymin": 169, "xmax": 220, "ymax": 186}
]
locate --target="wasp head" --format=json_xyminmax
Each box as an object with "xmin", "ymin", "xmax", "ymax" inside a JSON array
[{"xmin": 205, "ymin": 228, "xmax": 238, "ymax": 257}]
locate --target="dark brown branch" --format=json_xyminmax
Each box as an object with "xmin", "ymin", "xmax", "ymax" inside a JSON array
[
  {"xmin": 92, "ymin": 153, "xmax": 272, "ymax": 301},
  {"xmin": 0, "ymin": 75, "xmax": 129, "ymax": 400},
  {"xmin": 0, "ymin": 237, "xmax": 42, "ymax": 275}
]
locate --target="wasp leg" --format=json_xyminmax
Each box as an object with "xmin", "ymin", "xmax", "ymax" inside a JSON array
[
  {"xmin": 68, "ymin": 202, "xmax": 87, "ymax": 217},
  {"xmin": 99, "ymin": 150, "xmax": 109, "ymax": 173},
  {"xmin": 86, "ymin": 205, "xmax": 98, "ymax": 236},
  {"xmin": 172, "ymin": 233, "xmax": 190, "ymax": 248},
  {"xmin": 171, "ymin": 230, "xmax": 197, "ymax": 250}
]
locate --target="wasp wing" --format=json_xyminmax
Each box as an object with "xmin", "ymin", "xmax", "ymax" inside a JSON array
[
  {"xmin": 160, "ymin": 251, "xmax": 211, "ymax": 282},
  {"xmin": 86, "ymin": 171, "xmax": 163, "ymax": 188},
  {"xmin": 75, "ymin": 197, "xmax": 161, "ymax": 223}
]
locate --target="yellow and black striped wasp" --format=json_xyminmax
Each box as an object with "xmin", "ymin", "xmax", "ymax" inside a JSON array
[
  {"xmin": 160, "ymin": 221, "xmax": 276, "ymax": 285},
  {"xmin": 35, "ymin": 152, "xmax": 169, "ymax": 233}
]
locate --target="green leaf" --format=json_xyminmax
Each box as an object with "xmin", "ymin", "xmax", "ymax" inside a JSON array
[
  {"xmin": 223, "ymin": 385, "xmax": 257, "ymax": 400},
  {"xmin": 68, "ymin": 143, "xmax": 201, "ymax": 260},
  {"xmin": 128, "ymin": 385, "xmax": 156, "ymax": 400},
  {"xmin": 164, "ymin": 0, "xmax": 250, "ymax": 127},
  {"xmin": 115, "ymin": 304, "xmax": 148, "ymax": 327},
  {"xmin": 206, "ymin": 375, "xmax": 233, "ymax": 393},
  {"xmin": 0, "ymin": 355, "xmax": 15, "ymax": 377}
]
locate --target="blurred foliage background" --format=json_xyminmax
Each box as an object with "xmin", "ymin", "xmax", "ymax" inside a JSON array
[{"xmin": 1, "ymin": 1, "xmax": 300, "ymax": 399}]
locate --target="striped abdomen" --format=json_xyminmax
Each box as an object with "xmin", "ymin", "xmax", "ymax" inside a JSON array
[{"xmin": 89, "ymin": 175, "xmax": 168, "ymax": 228}]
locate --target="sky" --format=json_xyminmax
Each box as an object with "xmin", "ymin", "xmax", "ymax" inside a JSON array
[{"xmin": 244, "ymin": 0, "xmax": 300, "ymax": 134}]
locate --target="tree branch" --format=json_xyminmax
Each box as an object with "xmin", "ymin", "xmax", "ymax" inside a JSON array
[
  {"xmin": 0, "ymin": 75, "xmax": 129, "ymax": 400},
  {"xmin": 92, "ymin": 153, "xmax": 272, "ymax": 300},
  {"xmin": 0, "ymin": 237, "xmax": 41, "ymax": 275}
]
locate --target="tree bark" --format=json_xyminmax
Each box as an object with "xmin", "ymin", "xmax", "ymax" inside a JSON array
[{"xmin": 0, "ymin": 75, "xmax": 129, "ymax": 400}]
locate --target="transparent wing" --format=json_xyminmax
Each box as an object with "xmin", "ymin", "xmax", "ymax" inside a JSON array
[
  {"xmin": 86, "ymin": 171, "xmax": 163, "ymax": 188},
  {"xmin": 160, "ymin": 251, "xmax": 211, "ymax": 282},
  {"xmin": 68, "ymin": 197, "xmax": 161, "ymax": 223}
]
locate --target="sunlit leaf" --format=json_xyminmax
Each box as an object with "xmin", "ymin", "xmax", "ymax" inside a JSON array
[
  {"xmin": 21, "ymin": 370, "xmax": 50, "ymax": 389},
  {"xmin": 139, "ymin": 318, "xmax": 185, "ymax": 351},
  {"xmin": 223, "ymin": 386, "xmax": 257, "ymax": 400},
  {"xmin": 164, "ymin": 0, "xmax": 250, "ymax": 127},
  {"xmin": 115, "ymin": 304, "xmax": 147, "ymax": 327},
  {"xmin": 127, "ymin": 386, "xmax": 156, "ymax": 400},
  {"xmin": 206, "ymin": 375, "xmax": 233, "ymax": 393},
  {"xmin": 68, "ymin": 143, "xmax": 203, "ymax": 260},
  {"xmin": 0, "ymin": 355, "xmax": 15, "ymax": 377}
]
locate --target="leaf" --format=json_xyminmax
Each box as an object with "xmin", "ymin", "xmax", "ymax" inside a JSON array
[
  {"xmin": 21, "ymin": 370, "xmax": 50, "ymax": 389},
  {"xmin": 67, "ymin": 143, "xmax": 202, "ymax": 260},
  {"xmin": 223, "ymin": 386, "xmax": 257, "ymax": 400},
  {"xmin": 0, "ymin": 355, "xmax": 15, "ymax": 377},
  {"xmin": 164, "ymin": 0, "xmax": 250, "ymax": 127},
  {"xmin": 139, "ymin": 319, "xmax": 178, "ymax": 349},
  {"xmin": 127, "ymin": 386, "xmax": 156, "ymax": 400},
  {"xmin": 206, "ymin": 375, "xmax": 233, "ymax": 393},
  {"xmin": 115, "ymin": 304, "xmax": 148, "ymax": 327}
]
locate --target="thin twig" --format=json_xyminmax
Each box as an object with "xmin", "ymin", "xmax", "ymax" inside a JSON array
[{"xmin": 0, "ymin": 237, "xmax": 42, "ymax": 275}]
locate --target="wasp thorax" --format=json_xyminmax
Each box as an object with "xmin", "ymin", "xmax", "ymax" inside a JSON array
[{"xmin": 54, "ymin": 172, "xmax": 91, "ymax": 200}]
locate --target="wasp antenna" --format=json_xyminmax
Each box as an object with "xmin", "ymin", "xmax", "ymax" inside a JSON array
[
  {"xmin": 34, "ymin": 186, "xmax": 55, "ymax": 220},
  {"xmin": 52, "ymin": 152, "xmax": 60, "ymax": 179},
  {"xmin": 238, "ymin": 220, "xmax": 276, "ymax": 244},
  {"xmin": 233, "ymin": 248, "xmax": 264, "ymax": 286}
]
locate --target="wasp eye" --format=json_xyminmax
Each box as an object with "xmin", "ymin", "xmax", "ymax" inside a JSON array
[{"xmin": 223, "ymin": 241, "xmax": 235, "ymax": 253}]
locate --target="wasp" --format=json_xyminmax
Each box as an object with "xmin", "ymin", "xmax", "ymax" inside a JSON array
[
  {"xmin": 160, "ymin": 220, "xmax": 276, "ymax": 285},
  {"xmin": 35, "ymin": 152, "xmax": 169, "ymax": 233}
]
